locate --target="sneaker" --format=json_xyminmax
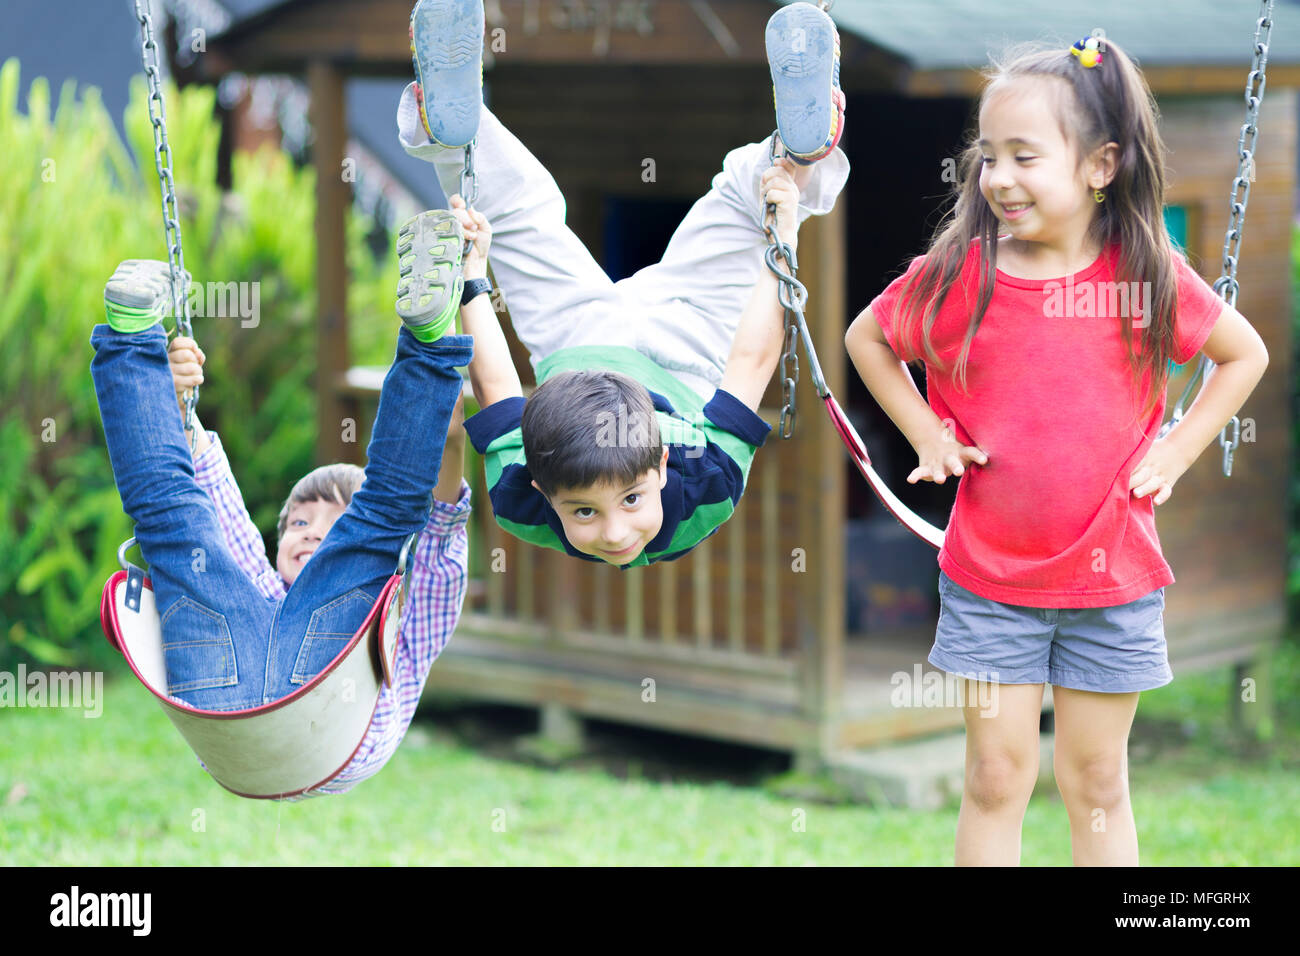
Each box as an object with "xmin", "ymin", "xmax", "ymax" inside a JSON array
[
  {"xmin": 395, "ymin": 210, "xmax": 465, "ymax": 342},
  {"xmin": 104, "ymin": 259, "xmax": 187, "ymax": 333},
  {"xmin": 766, "ymin": 2, "xmax": 845, "ymax": 164},
  {"xmin": 409, "ymin": 0, "xmax": 485, "ymax": 148}
]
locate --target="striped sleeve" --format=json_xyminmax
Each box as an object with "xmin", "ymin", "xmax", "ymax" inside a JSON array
[{"xmin": 656, "ymin": 389, "xmax": 770, "ymax": 556}]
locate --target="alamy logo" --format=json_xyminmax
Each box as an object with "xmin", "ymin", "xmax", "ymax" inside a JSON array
[
  {"xmin": 160, "ymin": 280, "xmax": 262, "ymax": 328},
  {"xmin": 0, "ymin": 665, "xmax": 103, "ymax": 718},
  {"xmin": 594, "ymin": 404, "xmax": 705, "ymax": 458},
  {"xmin": 49, "ymin": 886, "xmax": 151, "ymax": 936},
  {"xmin": 1043, "ymin": 274, "xmax": 1153, "ymax": 327},
  {"xmin": 890, "ymin": 664, "xmax": 1000, "ymax": 716}
]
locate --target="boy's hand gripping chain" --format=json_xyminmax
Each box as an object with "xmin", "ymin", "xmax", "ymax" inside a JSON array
[
  {"xmin": 1161, "ymin": 0, "xmax": 1273, "ymax": 476},
  {"xmin": 762, "ymin": 136, "xmax": 810, "ymax": 439},
  {"xmin": 761, "ymin": 0, "xmax": 838, "ymax": 436},
  {"xmin": 135, "ymin": 0, "xmax": 198, "ymax": 441}
]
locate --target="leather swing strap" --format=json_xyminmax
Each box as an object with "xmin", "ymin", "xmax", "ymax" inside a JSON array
[{"xmin": 759, "ymin": 136, "xmax": 944, "ymax": 551}]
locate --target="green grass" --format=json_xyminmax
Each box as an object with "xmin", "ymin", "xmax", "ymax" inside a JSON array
[{"xmin": 2, "ymin": 641, "xmax": 1298, "ymax": 865}]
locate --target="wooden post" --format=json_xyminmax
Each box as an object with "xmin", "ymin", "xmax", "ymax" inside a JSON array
[
  {"xmin": 817, "ymin": 200, "xmax": 848, "ymax": 759},
  {"xmin": 796, "ymin": 198, "xmax": 847, "ymax": 765},
  {"xmin": 309, "ymin": 60, "xmax": 351, "ymax": 465}
]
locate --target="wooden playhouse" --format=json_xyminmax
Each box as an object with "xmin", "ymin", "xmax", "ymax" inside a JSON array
[{"xmin": 203, "ymin": 0, "xmax": 1297, "ymax": 782}]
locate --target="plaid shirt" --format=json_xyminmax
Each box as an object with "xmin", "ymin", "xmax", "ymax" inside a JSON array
[{"xmin": 192, "ymin": 433, "xmax": 471, "ymax": 798}]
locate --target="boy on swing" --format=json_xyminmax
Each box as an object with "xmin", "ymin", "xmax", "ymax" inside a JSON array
[
  {"xmin": 91, "ymin": 211, "xmax": 476, "ymax": 793},
  {"xmin": 402, "ymin": 0, "xmax": 849, "ymax": 566}
]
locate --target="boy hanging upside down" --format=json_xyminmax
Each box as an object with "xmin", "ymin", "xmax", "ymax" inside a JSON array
[{"xmin": 402, "ymin": 0, "xmax": 849, "ymax": 566}]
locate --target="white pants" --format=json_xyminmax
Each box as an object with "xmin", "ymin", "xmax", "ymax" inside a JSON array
[{"xmin": 397, "ymin": 83, "xmax": 850, "ymax": 400}]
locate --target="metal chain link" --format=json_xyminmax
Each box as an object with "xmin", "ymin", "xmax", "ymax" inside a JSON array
[
  {"xmin": 135, "ymin": 0, "xmax": 198, "ymax": 434},
  {"xmin": 460, "ymin": 137, "xmax": 480, "ymax": 209},
  {"xmin": 761, "ymin": 132, "xmax": 836, "ymax": 439},
  {"xmin": 762, "ymin": 133, "xmax": 809, "ymax": 439},
  {"xmin": 1162, "ymin": 0, "xmax": 1273, "ymax": 476},
  {"xmin": 761, "ymin": 3, "xmax": 837, "ymax": 438}
]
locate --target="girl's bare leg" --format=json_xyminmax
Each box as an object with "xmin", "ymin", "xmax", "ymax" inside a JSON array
[
  {"xmin": 1052, "ymin": 687, "xmax": 1142, "ymax": 866},
  {"xmin": 955, "ymin": 681, "xmax": 1045, "ymax": 866}
]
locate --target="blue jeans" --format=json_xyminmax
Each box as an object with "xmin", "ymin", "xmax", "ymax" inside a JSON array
[{"xmin": 90, "ymin": 323, "xmax": 473, "ymax": 710}]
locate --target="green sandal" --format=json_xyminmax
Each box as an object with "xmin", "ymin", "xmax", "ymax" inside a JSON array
[{"xmin": 395, "ymin": 210, "xmax": 465, "ymax": 343}]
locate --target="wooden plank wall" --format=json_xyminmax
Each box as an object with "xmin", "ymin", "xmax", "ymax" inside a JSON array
[
  {"xmin": 211, "ymin": 1, "xmax": 862, "ymax": 74},
  {"xmin": 488, "ymin": 61, "xmax": 783, "ymax": 259}
]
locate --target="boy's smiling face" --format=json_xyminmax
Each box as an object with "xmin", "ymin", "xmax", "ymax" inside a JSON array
[
  {"xmin": 276, "ymin": 497, "xmax": 348, "ymax": 585},
  {"xmin": 534, "ymin": 448, "xmax": 670, "ymax": 565}
]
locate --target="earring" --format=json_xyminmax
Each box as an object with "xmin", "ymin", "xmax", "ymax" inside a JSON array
[{"xmin": 1094, "ymin": 189, "xmax": 1106, "ymax": 203}]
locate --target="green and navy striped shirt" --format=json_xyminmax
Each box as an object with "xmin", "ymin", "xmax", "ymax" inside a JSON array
[{"xmin": 463, "ymin": 346, "xmax": 771, "ymax": 567}]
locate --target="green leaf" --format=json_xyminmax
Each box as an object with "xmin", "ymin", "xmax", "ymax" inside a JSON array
[
  {"xmin": 16, "ymin": 549, "xmax": 79, "ymax": 595},
  {"xmin": 9, "ymin": 624, "xmax": 79, "ymax": 667},
  {"xmin": 0, "ymin": 58, "xmax": 19, "ymax": 138}
]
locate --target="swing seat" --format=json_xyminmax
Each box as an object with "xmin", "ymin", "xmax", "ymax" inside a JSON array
[{"xmin": 99, "ymin": 567, "xmax": 405, "ymax": 800}]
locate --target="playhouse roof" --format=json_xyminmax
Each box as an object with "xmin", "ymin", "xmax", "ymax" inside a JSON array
[
  {"xmin": 789, "ymin": 0, "xmax": 1300, "ymax": 70},
  {"xmin": 209, "ymin": 0, "xmax": 1300, "ymax": 96}
]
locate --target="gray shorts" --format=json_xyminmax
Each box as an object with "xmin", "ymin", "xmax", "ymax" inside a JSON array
[{"xmin": 930, "ymin": 571, "xmax": 1173, "ymax": 693}]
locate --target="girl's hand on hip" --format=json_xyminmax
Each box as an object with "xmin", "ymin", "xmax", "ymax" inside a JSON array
[
  {"xmin": 909, "ymin": 422, "xmax": 988, "ymax": 484},
  {"xmin": 1130, "ymin": 437, "xmax": 1190, "ymax": 505}
]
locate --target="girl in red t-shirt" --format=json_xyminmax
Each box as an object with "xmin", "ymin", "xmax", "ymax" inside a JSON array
[{"xmin": 846, "ymin": 36, "xmax": 1269, "ymax": 865}]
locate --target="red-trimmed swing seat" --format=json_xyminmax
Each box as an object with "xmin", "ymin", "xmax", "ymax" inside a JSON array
[{"xmin": 100, "ymin": 564, "xmax": 405, "ymax": 800}]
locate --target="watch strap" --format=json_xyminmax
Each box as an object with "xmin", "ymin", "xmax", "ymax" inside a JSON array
[{"xmin": 461, "ymin": 277, "xmax": 493, "ymax": 306}]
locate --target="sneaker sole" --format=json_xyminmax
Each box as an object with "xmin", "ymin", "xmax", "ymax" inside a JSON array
[
  {"xmin": 104, "ymin": 260, "xmax": 185, "ymax": 322},
  {"xmin": 766, "ymin": 3, "xmax": 841, "ymax": 159},
  {"xmin": 410, "ymin": 0, "xmax": 485, "ymax": 148},
  {"xmin": 395, "ymin": 210, "xmax": 465, "ymax": 338}
]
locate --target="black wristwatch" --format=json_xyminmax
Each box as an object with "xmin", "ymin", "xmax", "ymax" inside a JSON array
[{"xmin": 461, "ymin": 277, "xmax": 493, "ymax": 306}]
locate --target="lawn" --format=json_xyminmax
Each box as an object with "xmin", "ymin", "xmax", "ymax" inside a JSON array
[{"xmin": 2, "ymin": 639, "xmax": 1297, "ymax": 866}]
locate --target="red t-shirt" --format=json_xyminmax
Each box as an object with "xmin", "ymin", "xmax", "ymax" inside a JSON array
[{"xmin": 868, "ymin": 241, "xmax": 1223, "ymax": 608}]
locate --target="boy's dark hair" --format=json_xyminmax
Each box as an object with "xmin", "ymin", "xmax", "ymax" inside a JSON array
[
  {"xmin": 522, "ymin": 370, "xmax": 663, "ymax": 497},
  {"xmin": 276, "ymin": 463, "xmax": 365, "ymax": 541}
]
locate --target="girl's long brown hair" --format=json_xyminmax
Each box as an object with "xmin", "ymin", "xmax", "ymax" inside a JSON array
[{"xmin": 896, "ymin": 38, "xmax": 1180, "ymax": 419}]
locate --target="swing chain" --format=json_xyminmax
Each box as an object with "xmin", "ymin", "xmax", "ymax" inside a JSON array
[
  {"xmin": 763, "ymin": 133, "xmax": 812, "ymax": 439},
  {"xmin": 766, "ymin": 235, "xmax": 805, "ymax": 439},
  {"xmin": 1164, "ymin": 0, "xmax": 1272, "ymax": 476},
  {"xmin": 460, "ymin": 137, "xmax": 480, "ymax": 209},
  {"xmin": 135, "ymin": 0, "xmax": 198, "ymax": 434}
]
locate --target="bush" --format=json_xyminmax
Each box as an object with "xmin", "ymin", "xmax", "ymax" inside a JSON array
[
  {"xmin": 1291, "ymin": 224, "xmax": 1300, "ymax": 624},
  {"xmin": 0, "ymin": 59, "xmax": 394, "ymax": 671}
]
